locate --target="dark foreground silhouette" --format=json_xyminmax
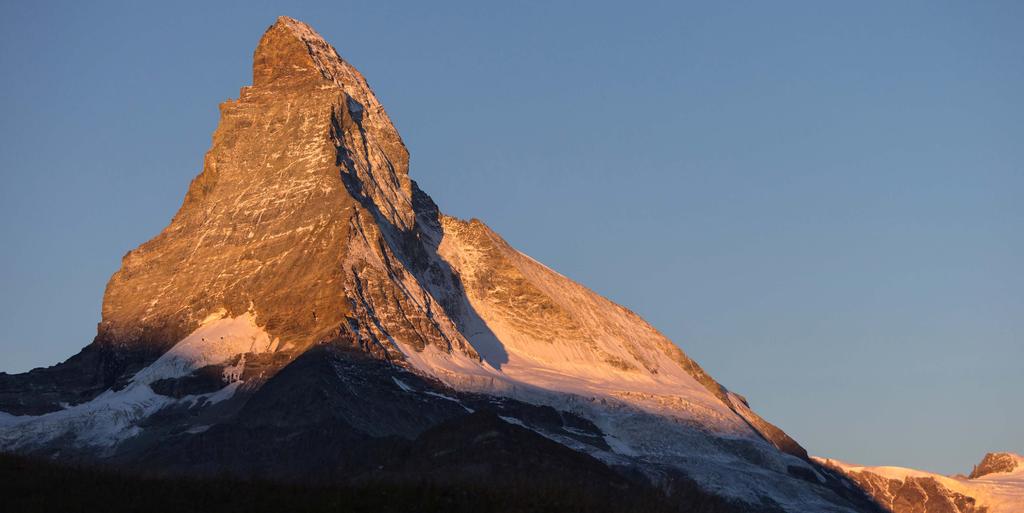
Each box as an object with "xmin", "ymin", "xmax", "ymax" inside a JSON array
[{"xmin": 1, "ymin": 451, "xmax": 692, "ymax": 513}]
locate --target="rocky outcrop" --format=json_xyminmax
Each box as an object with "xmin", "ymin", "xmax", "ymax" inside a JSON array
[
  {"xmin": 839, "ymin": 469, "xmax": 986, "ymax": 513},
  {"xmin": 817, "ymin": 454, "xmax": 1024, "ymax": 513},
  {"xmin": 970, "ymin": 453, "xmax": 1020, "ymax": 479},
  {"xmin": 99, "ymin": 17, "xmax": 411, "ymax": 355}
]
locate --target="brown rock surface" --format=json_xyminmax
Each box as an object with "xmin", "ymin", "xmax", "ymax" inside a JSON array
[
  {"xmin": 815, "ymin": 459, "xmax": 1003, "ymax": 513},
  {"xmin": 98, "ymin": 17, "xmax": 445, "ymax": 360},
  {"xmin": 970, "ymin": 453, "xmax": 1020, "ymax": 479}
]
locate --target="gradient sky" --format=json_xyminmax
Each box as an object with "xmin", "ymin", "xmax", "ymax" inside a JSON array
[{"xmin": 1, "ymin": 1, "xmax": 1020, "ymax": 475}]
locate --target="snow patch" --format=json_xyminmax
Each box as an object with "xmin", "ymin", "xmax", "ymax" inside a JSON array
[
  {"xmin": 498, "ymin": 415, "xmax": 527, "ymax": 428},
  {"xmin": 133, "ymin": 311, "xmax": 275, "ymax": 385},
  {"xmin": 0, "ymin": 313, "xmax": 273, "ymax": 451},
  {"xmin": 602, "ymin": 434, "xmax": 637, "ymax": 457},
  {"xmin": 391, "ymin": 377, "xmax": 414, "ymax": 393}
]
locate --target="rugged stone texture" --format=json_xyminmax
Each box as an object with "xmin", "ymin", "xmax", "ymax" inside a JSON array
[
  {"xmin": 91, "ymin": 17, "xmax": 480, "ymax": 372},
  {"xmin": 101, "ymin": 23, "xmax": 360, "ymax": 353},
  {"xmin": 813, "ymin": 458, "xmax": 1023, "ymax": 513},
  {"xmin": 970, "ymin": 453, "xmax": 1019, "ymax": 479},
  {"xmin": 841, "ymin": 471, "xmax": 986, "ymax": 513}
]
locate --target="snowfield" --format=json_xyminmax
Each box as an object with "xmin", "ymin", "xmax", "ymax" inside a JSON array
[{"xmin": 0, "ymin": 312, "xmax": 272, "ymax": 452}]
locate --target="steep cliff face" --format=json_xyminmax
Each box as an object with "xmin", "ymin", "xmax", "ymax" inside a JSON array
[
  {"xmin": 817, "ymin": 453, "xmax": 1024, "ymax": 513},
  {"xmin": 1, "ymin": 17, "xmax": 886, "ymax": 512},
  {"xmin": 99, "ymin": 17, "xmax": 417, "ymax": 355}
]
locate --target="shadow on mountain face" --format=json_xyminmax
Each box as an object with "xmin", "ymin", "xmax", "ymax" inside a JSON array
[
  {"xmin": 0, "ymin": 336, "xmax": 882, "ymax": 513},
  {"xmin": 406, "ymin": 183, "xmax": 511, "ymax": 369},
  {"xmin": 43, "ymin": 344, "xmax": 771, "ymax": 513},
  {"xmin": 335, "ymin": 107, "xmax": 510, "ymax": 369}
]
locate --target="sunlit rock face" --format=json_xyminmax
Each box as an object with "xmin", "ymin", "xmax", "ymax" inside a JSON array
[
  {"xmin": 971, "ymin": 453, "xmax": 1021, "ymax": 479},
  {"xmin": 1, "ymin": 17, "xmax": 895, "ymax": 512},
  {"xmin": 98, "ymin": 17, "xmax": 423, "ymax": 356}
]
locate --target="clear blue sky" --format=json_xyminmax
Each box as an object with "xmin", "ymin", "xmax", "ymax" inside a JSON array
[{"xmin": 1, "ymin": 1, "xmax": 1020, "ymax": 475}]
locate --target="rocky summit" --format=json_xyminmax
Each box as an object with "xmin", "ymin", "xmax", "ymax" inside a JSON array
[{"xmin": 0, "ymin": 16, "xmax": 934, "ymax": 513}]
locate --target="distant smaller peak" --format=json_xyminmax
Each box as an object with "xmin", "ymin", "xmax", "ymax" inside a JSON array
[{"xmin": 969, "ymin": 452, "xmax": 1022, "ymax": 479}]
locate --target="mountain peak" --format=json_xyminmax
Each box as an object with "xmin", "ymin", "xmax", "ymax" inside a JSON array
[
  {"xmin": 1, "ymin": 17, "xmax": 881, "ymax": 512},
  {"xmin": 251, "ymin": 16, "xmax": 379, "ymax": 102},
  {"xmin": 969, "ymin": 452, "xmax": 1022, "ymax": 479},
  {"xmin": 253, "ymin": 16, "xmax": 340, "ymax": 87},
  {"xmin": 251, "ymin": 16, "xmax": 414, "ymax": 229},
  {"xmin": 92, "ymin": 16, "xmax": 418, "ymax": 354}
]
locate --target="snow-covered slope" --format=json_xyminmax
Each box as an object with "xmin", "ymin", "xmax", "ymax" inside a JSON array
[
  {"xmin": 815, "ymin": 453, "xmax": 1024, "ymax": 513},
  {"xmin": 0, "ymin": 312, "xmax": 270, "ymax": 452},
  {"xmin": 406, "ymin": 217, "xmax": 742, "ymax": 426},
  {"xmin": 372, "ymin": 216, "xmax": 859, "ymax": 510}
]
